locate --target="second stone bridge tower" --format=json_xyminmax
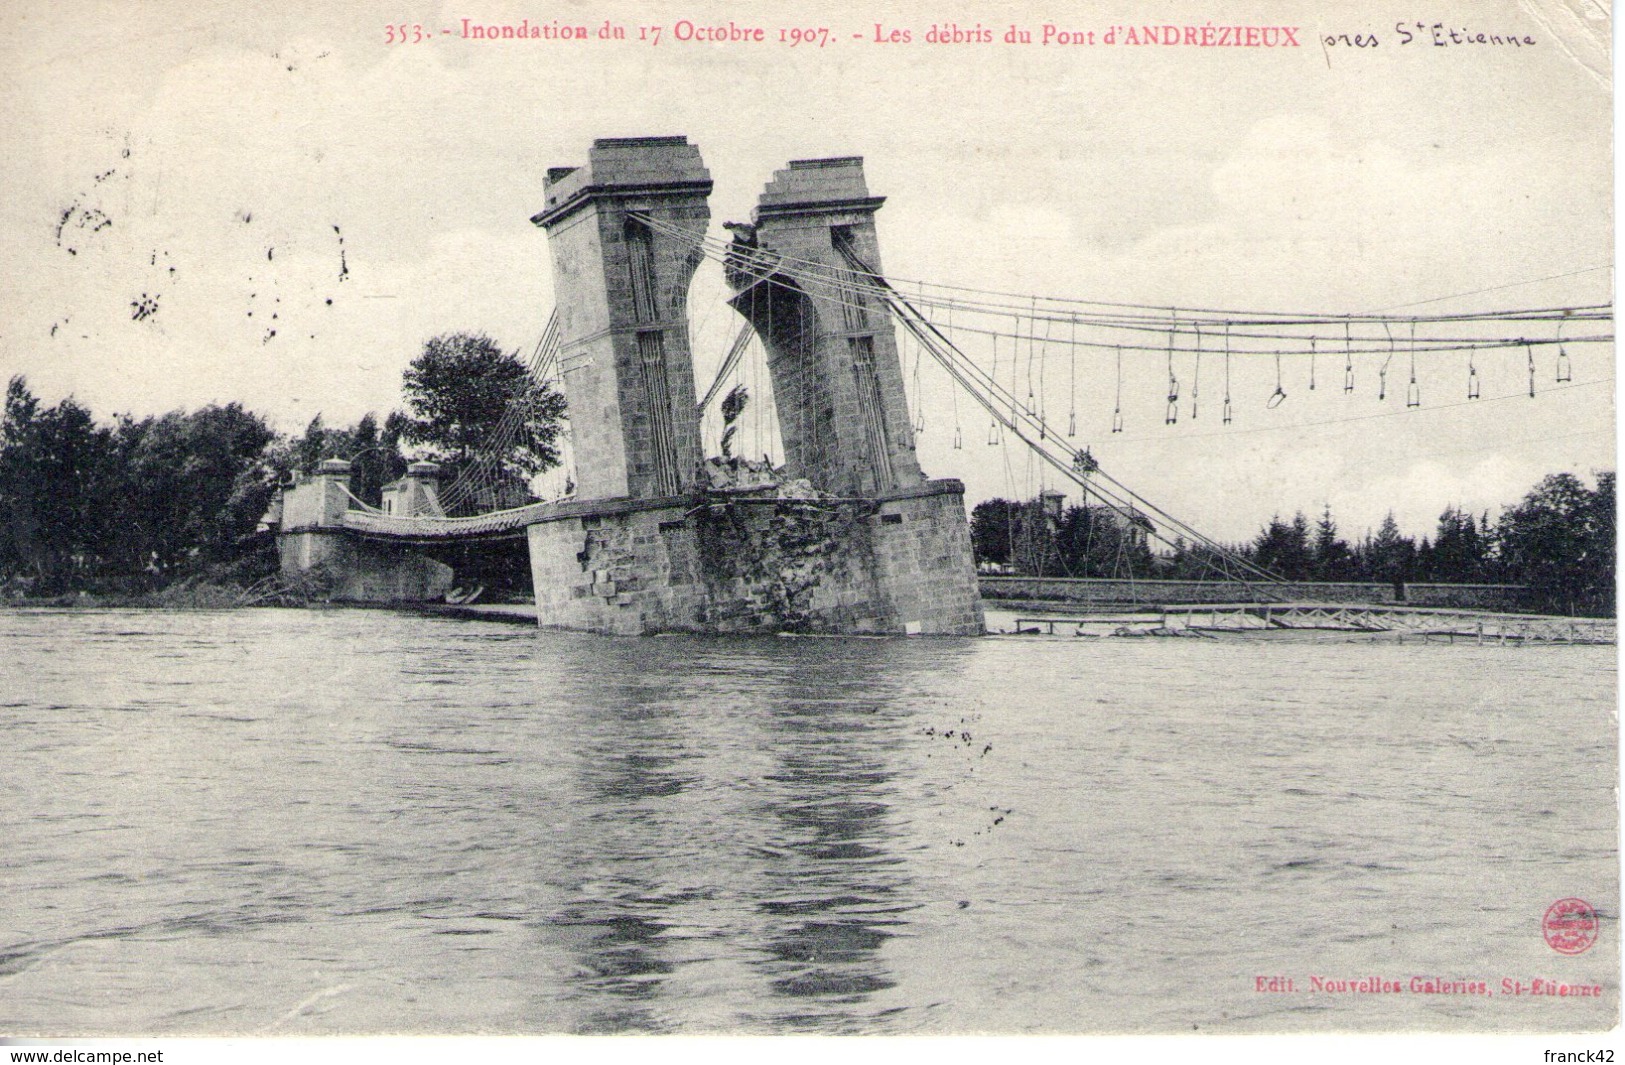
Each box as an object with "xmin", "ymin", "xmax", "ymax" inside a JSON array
[
  {"xmin": 525, "ymin": 136, "xmax": 981, "ymax": 635},
  {"xmin": 725, "ymin": 157, "xmax": 925, "ymax": 498}
]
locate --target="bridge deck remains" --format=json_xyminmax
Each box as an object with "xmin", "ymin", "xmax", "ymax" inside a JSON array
[
  {"xmin": 980, "ymin": 575, "xmax": 1527, "ymax": 611},
  {"xmin": 1012, "ymin": 603, "xmax": 1615, "ymax": 644},
  {"xmin": 342, "ymin": 503, "xmax": 555, "ymax": 543}
]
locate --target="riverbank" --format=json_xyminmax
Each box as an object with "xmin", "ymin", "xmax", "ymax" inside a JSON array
[
  {"xmin": 0, "ymin": 569, "xmax": 345, "ymax": 610},
  {"xmin": 397, "ymin": 602, "xmax": 540, "ymax": 625},
  {"xmin": 5, "ymin": 591, "xmax": 1614, "ymax": 644},
  {"xmin": 0, "ymin": 589, "xmax": 546, "ymax": 627},
  {"xmin": 0, "ymin": 583, "xmax": 248, "ymax": 610}
]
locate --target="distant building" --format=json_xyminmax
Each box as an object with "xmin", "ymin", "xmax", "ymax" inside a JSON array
[
  {"xmin": 1080, "ymin": 502, "xmax": 1154, "ymax": 550},
  {"xmin": 1047, "ymin": 488, "xmax": 1154, "ymax": 549}
]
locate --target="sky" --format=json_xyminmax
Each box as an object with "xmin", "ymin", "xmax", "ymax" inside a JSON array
[{"xmin": 0, "ymin": 0, "xmax": 1613, "ymax": 543}]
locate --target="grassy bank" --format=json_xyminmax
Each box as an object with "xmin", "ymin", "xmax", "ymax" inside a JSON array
[{"xmin": 0, "ymin": 570, "xmax": 338, "ymax": 610}]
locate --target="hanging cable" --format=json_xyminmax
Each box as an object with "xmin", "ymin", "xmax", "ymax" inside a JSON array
[
  {"xmin": 1038, "ymin": 313, "xmax": 1050, "ymax": 438},
  {"xmin": 988, "ymin": 330, "xmax": 1002, "ymax": 444},
  {"xmin": 1468, "ymin": 350, "xmax": 1480, "ymax": 399},
  {"xmin": 870, "ymin": 281, "xmax": 1289, "ymax": 590},
  {"xmin": 1309, "ymin": 336, "xmax": 1317, "ymax": 391},
  {"xmin": 910, "ymin": 310, "xmax": 926, "ymax": 433},
  {"xmin": 755, "ymin": 327, "xmax": 768, "ymax": 461},
  {"xmin": 1556, "ymin": 319, "xmax": 1573, "ymax": 382},
  {"xmin": 1222, "ymin": 324, "xmax": 1233, "ymax": 425},
  {"xmin": 634, "ymin": 213, "xmax": 1614, "ymax": 524},
  {"xmin": 1067, "ymin": 315, "xmax": 1078, "ymax": 437},
  {"xmin": 1379, "ymin": 322, "xmax": 1394, "ymax": 401},
  {"xmin": 1164, "ymin": 312, "xmax": 1180, "ymax": 425},
  {"xmin": 698, "ymin": 323, "xmax": 756, "ymax": 414},
  {"xmin": 1191, "ymin": 323, "xmax": 1202, "ymax": 420},
  {"xmin": 637, "ymin": 220, "xmax": 1613, "ymax": 365},
  {"xmin": 1406, "ymin": 321, "xmax": 1420, "ymax": 408},
  {"xmin": 1026, "ymin": 296, "xmax": 1037, "ymax": 414},
  {"xmin": 1008, "ymin": 313, "xmax": 1022, "ymax": 429},
  {"xmin": 1267, "ymin": 351, "xmax": 1287, "ymax": 408},
  {"xmin": 1343, "ymin": 322, "xmax": 1355, "ymax": 394},
  {"xmin": 636, "ymin": 214, "xmax": 1609, "ymax": 330},
  {"xmin": 776, "ymin": 309, "xmax": 1609, "ymax": 357},
  {"xmin": 1527, "ymin": 341, "xmax": 1536, "ymax": 397},
  {"xmin": 1112, "ymin": 345, "xmax": 1124, "ymax": 433},
  {"xmin": 437, "ymin": 311, "xmax": 562, "ymax": 514}
]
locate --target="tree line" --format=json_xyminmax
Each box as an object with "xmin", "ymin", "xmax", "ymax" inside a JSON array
[
  {"xmin": 0, "ymin": 333, "xmax": 563, "ymax": 599},
  {"xmin": 971, "ymin": 470, "xmax": 1615, "ymax": 616},
  {"xmin": 3, "ymin": 331, "xmax": 1610, "ymax": 618}
]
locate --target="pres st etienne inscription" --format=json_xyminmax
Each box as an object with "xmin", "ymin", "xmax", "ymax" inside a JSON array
[{"xmin": 1325, "ymin": 23, "xmax": 1537, "ymax": 50}]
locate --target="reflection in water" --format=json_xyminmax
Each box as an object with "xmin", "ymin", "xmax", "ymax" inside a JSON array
[
  {"xmin": 548, "ymin": 908, "xmax": 674, "ymax": 1032},
  {"xmin": 545, "ymin": 659, "xmax": 702, "ymax": 1033},
  {"xmin": 751, "ymin": 647, "xmax": 917, "ymax": 1031},
  {"xmin": 525, "ymin": 639, "xmax": 928, "ymax": 1032}
]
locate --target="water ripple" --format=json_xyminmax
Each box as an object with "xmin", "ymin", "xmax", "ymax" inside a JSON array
[{"xmin": 0, "ymin": 608, "xmax": 1615, "ymax": 1035}]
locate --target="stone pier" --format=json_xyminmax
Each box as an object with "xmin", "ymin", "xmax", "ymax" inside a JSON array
[
  {"xmin": 274, "ymin": 458, "xmax": 453, "ymax": 601},
  {"xmin": 525, "ymin": 137, "xmax": 982, "ymax": 635}
]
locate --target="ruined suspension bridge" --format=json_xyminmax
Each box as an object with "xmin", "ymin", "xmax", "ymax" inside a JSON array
[{"xmin": 265, "ymin": 135, "xmax": 1612, "ymax": 638}]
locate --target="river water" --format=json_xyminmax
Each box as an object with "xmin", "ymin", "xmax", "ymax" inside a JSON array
[{"xmin": 1, "ymin": 607, "xmax": 1616, "ymax": 1035}]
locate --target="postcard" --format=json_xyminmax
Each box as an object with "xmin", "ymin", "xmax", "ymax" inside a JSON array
[{"xmin": 0, "ymin": 0, "xmax": 1615, "ymax": 1056}]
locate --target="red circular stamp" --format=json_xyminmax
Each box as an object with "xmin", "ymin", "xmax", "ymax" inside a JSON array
[{"xmin": 1543, "ymin": 898, "xmax": 1599, "ymax": 955}]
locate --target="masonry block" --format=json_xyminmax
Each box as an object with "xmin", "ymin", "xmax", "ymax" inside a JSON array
[
  {"xmin": 277, "ymin": 530, "xmax": 453, "ymax": 602},
  {"xmin": 525, "ymin": 481, "xmax": 981, "ymax": 635}
]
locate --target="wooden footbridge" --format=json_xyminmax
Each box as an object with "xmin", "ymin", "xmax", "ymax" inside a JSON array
[{"xmin": 1012, "ymin": 603, "xmax": 1615, "ymax": 644}]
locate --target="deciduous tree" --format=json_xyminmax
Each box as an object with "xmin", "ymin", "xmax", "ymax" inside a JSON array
[{"xmin": 395, "ymin": 332, "xmax": 566, "ymax": 495}]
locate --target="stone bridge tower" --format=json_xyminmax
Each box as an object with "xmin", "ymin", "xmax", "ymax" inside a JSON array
[
  {"xmin": 726, "ymin": 158, "xmax": 925, "ymax": 498},
  {"xmin": 267, "ymin": 137, "xmax": 980, "ymax": 633},
  {"xmin": 530, "ymin": 136, "xmax": 712, "ymax": 501},
  {"xmin": 523, "ymin": 138, "xmax": 982, "ymax": 636}
]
